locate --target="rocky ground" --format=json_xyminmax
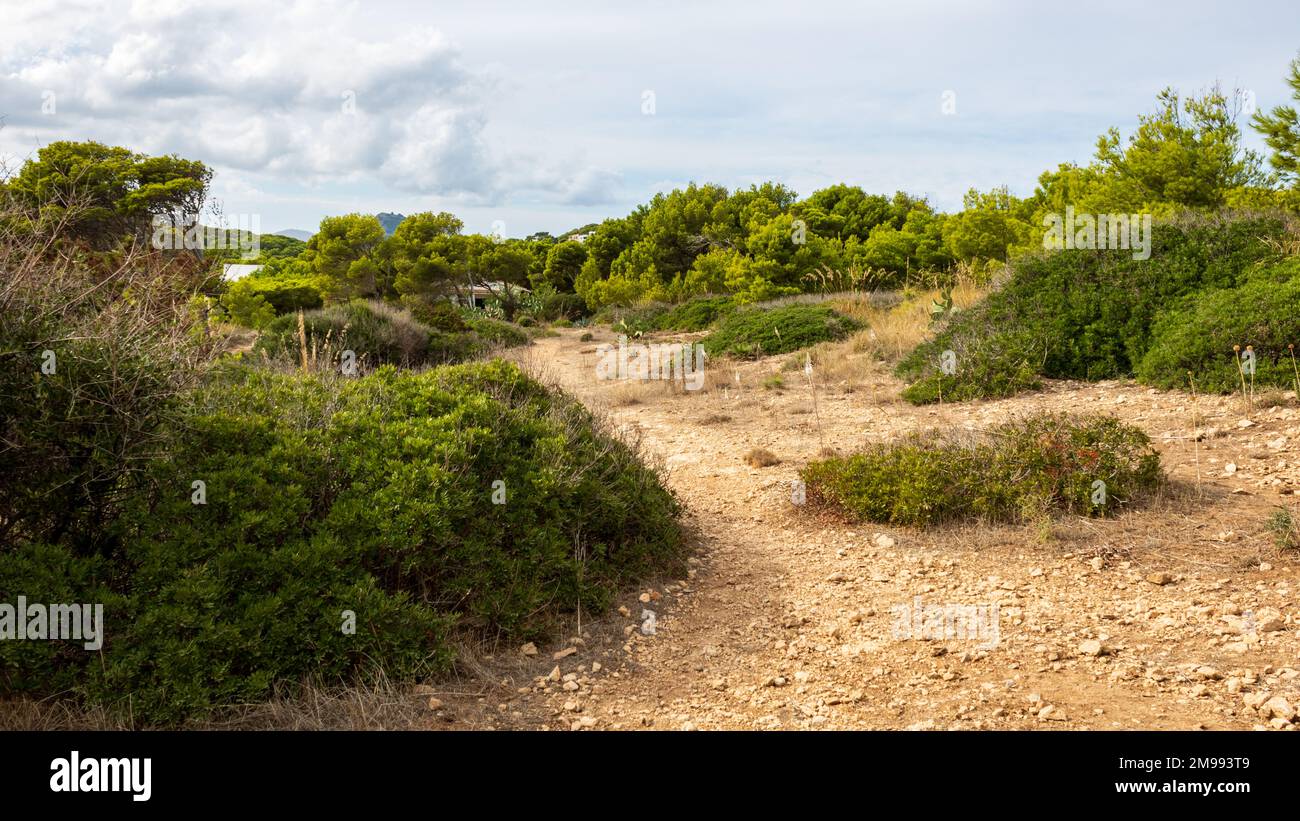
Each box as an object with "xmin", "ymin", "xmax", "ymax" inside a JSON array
[{"xmin": 422, "ymin": 327, "xmax": 1300, "ymax": 731}]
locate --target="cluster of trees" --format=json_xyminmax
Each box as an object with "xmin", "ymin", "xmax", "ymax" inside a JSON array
[
  {"xmin": 571, "ymin": 79, "xmax": 1300, "ymax": 308},
  {"xmin": 1, "ymin": 140, "xmax": 211, "ymax": 251},
  {"xmin": 11, "ymin": 57, "xmax": 1300, "ymax": 320}
]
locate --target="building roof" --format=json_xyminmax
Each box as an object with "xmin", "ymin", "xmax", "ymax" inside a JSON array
[{"xmin": 222, "ymin": 263, "xmax": 264, "ymax": 281}]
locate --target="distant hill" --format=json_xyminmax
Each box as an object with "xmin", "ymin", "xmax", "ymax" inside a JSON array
[
  {"xmin": 377, "ymin": 212, "xmax": 406, "ymax": 236},
  {"xmin": 273, "ymin": 229, "xmax": 314, "ymax": 241}
]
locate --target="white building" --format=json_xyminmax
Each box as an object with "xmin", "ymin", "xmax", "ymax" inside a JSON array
[
  {"xmin": 222, "ymin": 263, "xmax": 264, "ymax": 281},
  {"xmin": 453, "ymin": 280, "xmax": 529, "ymax": 309}
]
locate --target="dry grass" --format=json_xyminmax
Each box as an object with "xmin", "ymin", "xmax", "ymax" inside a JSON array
[
  {"xmin": 791, "ymin": 273, "xmax": 991, "ymax": 389},
  {"xmin": 744, "ymin": 447, "xmax": 781, "ymax": 467},
  {"xmin": 0, "ymin": 676, "xmax": 435, "ymax": 731}
]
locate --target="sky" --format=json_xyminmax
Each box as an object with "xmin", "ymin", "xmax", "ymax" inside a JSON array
[{"xmin": 1, "ymin": 0, "xmax": 1296, "ymax": 237}]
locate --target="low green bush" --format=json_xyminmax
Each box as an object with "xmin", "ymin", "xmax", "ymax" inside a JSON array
[
  {"xmin": 1, "ymin": 361, "xmax": 686, "ymax": 723},
  {"xmin": 254, "ymin": 301, "xmax": 428, "ymax": 365},
  {"xmin": 253, "ymin": 301, "xmax": 507, "ymax": 367},
  {"xmin": 656, "ymin": 296, "xmax": 736, "ymax": 331},
  {"xmin": 599, "ymin": 303, "xmax": 669, "ymax": 334},
  {"xmin": 899, "ymin": 330, "xmax": 1044, "ymax": 404},
  {"xmin": 703, "ymin": 304, "xmax": 860, "ymax": 358},
  {"xmin": 801, "ymin": 413, "xmax": 1162, "ymax": 527},
  {"xmin": 597, "ymin": 296, "xmax": 736, "ymax": 335},
  {"xmin": 468, "ymin": 316, "xmax": 530, "ymax": 347}
]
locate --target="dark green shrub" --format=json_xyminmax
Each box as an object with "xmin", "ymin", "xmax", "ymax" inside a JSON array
[
  {"xmin": 467, "ymin": 316, "xmax": 530, "ymax": 347},
  {"xmin": 248, "ymin": 281, "xmax": 323, "ymax": 314},
  {"xmin": 0, "ymin": 241, "xmax": 214, "ymax": 554},
  {"xmin": 898, "ymin": 214, "xmax": 1295, "ymax": 402},
  {"xmin": 536, "ymin": 292, "xmax": 587, "ymax": 321},
  {"xmin": 1136, "ymin": 259, "xmax": 1300, "ymax": 393},
  {"xmin": 404, "ymin": 297, "xmax": 469, "ymax": 333},
  {"xmin": 3, "ymin": 361, "xmax": 685, "ymax": 723},
  {"xmin": 703, "ymin": 304, "xmax": 860, "ymax": 358},
  {"xmin": 657, "ymin": 296, "xmax": 735, "ymax": 331},
  {"xmin": 801, "ymin": 413, "xmax": 1162, "ymax": 527}
]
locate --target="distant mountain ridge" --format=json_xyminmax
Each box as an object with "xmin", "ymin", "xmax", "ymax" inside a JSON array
[
  {"xmin": 272, "ymin": 229, "xmax": 314, "ymax": 241},
  {"xmin": 377, "ymin": 212, "xmax": 405, "ymax": 236}
]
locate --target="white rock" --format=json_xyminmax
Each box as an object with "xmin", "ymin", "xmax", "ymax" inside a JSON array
[
  {"xmin": 1262, "ymin": 696, "xmax": 1296, "ymax": 722},
  {"xmin": 1079, "ymin": 639, "xmax": 1108, "ymax": 657}
]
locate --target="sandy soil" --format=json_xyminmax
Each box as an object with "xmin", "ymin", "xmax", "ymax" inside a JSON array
[{"xmin": 436, "ymin": 327, "xmax": 1300, "ymax": 731}]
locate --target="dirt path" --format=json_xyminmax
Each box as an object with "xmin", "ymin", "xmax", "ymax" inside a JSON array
[{"xmin": 453, "ymin": 328, "xmax": 1300, "ymax": 731}]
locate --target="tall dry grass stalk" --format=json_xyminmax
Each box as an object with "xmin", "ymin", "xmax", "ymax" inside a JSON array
[{"xmin": 297, "ymin": 309, "xmax": 309, "ymax": 372}]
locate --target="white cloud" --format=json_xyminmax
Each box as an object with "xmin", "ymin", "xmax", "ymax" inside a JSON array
[{"xmin": 0, "ymin": 0, "xmax": 603, "ymax": 205}]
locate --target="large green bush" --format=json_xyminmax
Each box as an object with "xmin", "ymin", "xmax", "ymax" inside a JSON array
[
  {"xmin": 0, "ymin": 242, "xmax": 213, "ymax": 554},
  {"xmin": 898, "ymin": 214, "xmax": 1294, "ymax": 402},
  {"xmin": 801, "ymin": 413, "xmax": 1162, "ymax": 527},
  {"xmin": 1136, "ymin": 258, "xmax": 1300, "ymax": 392},
  {"xmin": 1, "ymin": 362, "xmax": 685, "ymax": 723},
  {"xmin": 703, "ymin": 303, "xmax": 860, "ymax": 358}
]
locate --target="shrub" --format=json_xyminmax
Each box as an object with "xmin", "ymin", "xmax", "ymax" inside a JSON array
[
  {"xmin": 0, "ymin": 230, "xmax": 215, "ymax": 554},
  {"xmin": 402, "ymin": 297, "xmax": 468, "ymax": 333},
  {"xmin": 599, "ymin": 303, "xmax": 670, "ymax": 334},
  {"xmin": 899, "ymin": 330, "xmax": 1044, "ymax": 404},
  {"xmin": 1136, "ymin": 259, "xmax": 1300, "ymax": 393},
  {"xmin": 597, "ymin": 296, "xmax": 736, "ymax": 334},
  {"xmin": 801, "ymin": 413, "xmax": 1162, "ymax": 527},
  {"xmin": 220, "ymin": 263, "xmax": 327, "ymax": 322},
  {"xmin": 897, "ymin": 214, "xmax": 1295, "ymax": 402},
  {"xmin": 656, "ymin": 296, "xmax": 736, "ymax": 331},
  {"xmin": 254, "ymin": 301, "xmax": 480, "ymax": 367},
  {"xmin": 239, "ymin": 281, "xmax": 324, "ymax": 315},
  {"xmin": 221, "ymin": 288, "xmax": 276, "ymax": 329},
  {"xmin": 467, "ymin": 316, "xmax": 530, "ymax": 347},
  {"xmin": 2, "ymin": 362, "xmax": 686, "ymax": 723},
  {"xmin": 548, "ymin": 294, "xmax": 588, "ymax": 320},
  {"xmin": 1266, "ymin": 508, "xmax": 1300, "ymax": 551},
  {"xmin": 704, "ymin": 304, "xmax": 860, "ymax": 358}
]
